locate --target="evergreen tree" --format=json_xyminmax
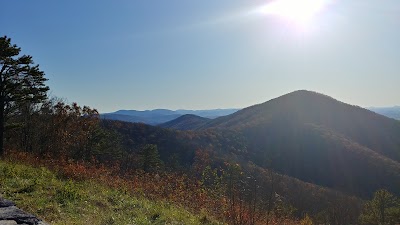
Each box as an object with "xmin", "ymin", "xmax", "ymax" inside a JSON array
[
  {"xmin": 139, "ymin": 144, "xmax": 162, "ymax": 172},
  {"xmin": 0, "ymin": 36, "xmax": 49, "ymax": 155}
]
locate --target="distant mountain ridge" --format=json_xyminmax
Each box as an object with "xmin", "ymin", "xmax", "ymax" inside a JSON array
[
  {"xmin": 101, "ymin": 108, "xmax": 239, "ymax": 125},
  {"xmin": 368, "ymin": 106, "xmax": 400, "ymax": 120}
]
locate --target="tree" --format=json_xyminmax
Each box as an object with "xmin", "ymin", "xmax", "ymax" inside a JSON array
[
  {"xmin": 138, "ymin": 144, "xmax": 162, "ymax": 172},
  {"xmin": 360, "ymin": 189, "xmax": 400, "ymax": 225},
  {"xmin": 300, "ymin": 214, "xmax": 313, "ymax": 225},
  {"xmin": 0, "ymin": 36, "xmax": 49, "ymax": 155}
]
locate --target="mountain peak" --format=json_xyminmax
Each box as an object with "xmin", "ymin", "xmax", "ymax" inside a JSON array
[
  {"xmin": 201, "ymin": 90, "xmax": 396, "ymax": 131},
  {"xmin": 265, "ymin": 90, "xmax": 337, "ymax": 105}
]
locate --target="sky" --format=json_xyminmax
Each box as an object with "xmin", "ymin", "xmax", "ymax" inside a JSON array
[{"xmin": 1, "ymin": 0, "xmax": 400, "ymax": 113}]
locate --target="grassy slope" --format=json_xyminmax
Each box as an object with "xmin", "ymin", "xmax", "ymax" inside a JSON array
[{"xmin": 0, "ymin": 160, "xmax": 222, "ymax": 225}]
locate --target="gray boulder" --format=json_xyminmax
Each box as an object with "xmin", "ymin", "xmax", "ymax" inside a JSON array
[
  {"xmin": 0, "ymin": 198, "xmax": 49, "ymax": 225},
  {"xmin": 0, "ymin": 199, "xmax": 15, "ymax": 208}
]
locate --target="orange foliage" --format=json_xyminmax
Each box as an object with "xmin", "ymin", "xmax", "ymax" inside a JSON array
[{"xmin": 3, "ymin": 149, "xmax": 298, "ymax": 225}]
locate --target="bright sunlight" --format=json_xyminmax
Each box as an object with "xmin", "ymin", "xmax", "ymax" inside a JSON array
[{"xmin": 258, "ymin": 0, "xmax": 328, "ymax": 27}]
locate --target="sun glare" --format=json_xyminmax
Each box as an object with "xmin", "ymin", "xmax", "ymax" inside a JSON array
[{"xmin": 259, "ymin": 0, "xmax": 327, "ymax": 27}]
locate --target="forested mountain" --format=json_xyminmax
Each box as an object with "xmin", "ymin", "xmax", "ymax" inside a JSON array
[
  {"xmin": 159, "ymin": 90, "xmax": 400, "ymax": 197},
  {"xmin": 100, "ymin": 119, "xmax": 363, "ymax": 221},
  {"xmin": 159, "ymin": 114, "xmax": 210, "ymax": 130},
  {"xmin": 201, "ymin": 90, "xmax": 400, "ymax": 160},
  {"xmin": 95, "ymin": 91, "xmax": 400, "ymax": 216},
  {"xmin": 232, "ymin": 91, "xmax": 400, "ymax": 195},
  {"xmin": 101, "ymin": 108, "xmax": 239, "ymax": 125}
]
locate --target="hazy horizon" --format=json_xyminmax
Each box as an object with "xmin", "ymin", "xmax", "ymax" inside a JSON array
[
  {"xmin": 2, "ymin": 0, "xmax": 399, "ymax": 112},
  {"xmin": 103, "ymin": 90, "xmax": 400, "ymax": 114}
]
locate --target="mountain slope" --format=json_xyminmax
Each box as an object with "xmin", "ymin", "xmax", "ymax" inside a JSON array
[
  {"xmin": 102, "ymin": 90, "xmax": 400, "ymax": 199},
  {"xmin": 195, "ymin": 90, "xmax": 400, "ymax": 197},
  {"xmin": 0, "ymin": 160, "xmax": 223, "ymax": 225},
  {"xmin": 201, "ymin": 90, "xmax": 400, "ymax": 162},
  {"xmin": 242, "ymin": 120, "xmax": 400, "ymax": 197},
  {"xmin": 100, "ymin": 119, "xmax": 363, "ymax": 218},
  {"xmin": 159, "ymin": 114, "xmax": 210, "ymax": 130}
]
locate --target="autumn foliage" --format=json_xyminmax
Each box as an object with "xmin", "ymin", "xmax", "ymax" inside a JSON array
[
  {"xmin": 2, "ymin": 97, "xmax": 368, "ymax": 224},
  {"xmin": 4, "ymin": 147, "xmax": 304, "ymax": 225}
]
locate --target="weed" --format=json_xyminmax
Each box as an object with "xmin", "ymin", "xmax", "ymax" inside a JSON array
[
  {"xmin": 0, "ymin": 159, "xmax": 224, "ymax": 225},
  {"xmin": 55, "ymin": 180, "xmax": 81, "ymax": 204}
]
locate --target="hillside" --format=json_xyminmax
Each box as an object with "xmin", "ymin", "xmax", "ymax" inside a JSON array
[
  {"xmin": 157, "ymin": 90, "xmax": 400, "ymax": 197},
  {"xmin": 0, "ymin": 160, "xmax": 222, "ymax": 225},
  {"xmin": 159, "ymin": 114, "xmax": 210, "ymax": 130},
  {"xmin": 100, "ymin": 91, "xmax": 400, "ymax": 198},
  {"xmin": 101, "ymin": 120, "xmax": 363, "ymax": 220},
  {"xmin": 202, "ymin": 91, "xmax": 400, "ymax": 160}
]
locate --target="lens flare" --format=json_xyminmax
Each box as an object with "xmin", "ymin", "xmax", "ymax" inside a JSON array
[{"xmin": 259, "ymin": 0, "xmax": 327, "ymax": 26}]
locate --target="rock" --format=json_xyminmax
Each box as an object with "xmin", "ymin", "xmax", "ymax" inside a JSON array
[
  {"xmin": 0, "ymin": 199, "xmax": 49, "ymax": 225},
  {"xmin": 0, "ymin": 220, "xmax": 18, "ymax": 225},
  {"xmin": 0, "ymin": 199, "xmax": 15, "ymax": 208},
  {"xmin": 0, "ymin": 206, "xmax": 36, "ymax": 219},
  {"xmin": 0, "ymin": 206, "xmax": 40, "ymax": 225}
]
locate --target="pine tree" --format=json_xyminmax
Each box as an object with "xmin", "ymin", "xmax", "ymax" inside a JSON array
[
  {"xmin": 139, "ymin": 144, "xmax": 162, "ymax": 172},
  {"xmin": 0, "ymin": 36, "xmax": 49, "ymax": 155}
]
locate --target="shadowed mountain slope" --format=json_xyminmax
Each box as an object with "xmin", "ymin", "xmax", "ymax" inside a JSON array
[
  {"xmin": 201, "ymin": 90, "xmax": 400, "ymax": 162},
  {"xmin": 159, "ymin": 114, "xmax": 210, "ymax": 130},
  {"xmin": 192, "ymin": 90, "xmax": 400, "ymax": 197},
  {"xmin": 101, "ymin": 119, "xmax": 363, "ymax": 217}
]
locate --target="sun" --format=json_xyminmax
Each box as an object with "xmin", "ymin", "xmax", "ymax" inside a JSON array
[{"xmin": 258, "ymin": 0, "xmax": 327, "ymax": 27}]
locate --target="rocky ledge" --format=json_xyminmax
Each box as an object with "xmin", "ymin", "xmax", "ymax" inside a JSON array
[{"xmin": 0, "ymin": 198, "xmax": 48, "ymax": 225}]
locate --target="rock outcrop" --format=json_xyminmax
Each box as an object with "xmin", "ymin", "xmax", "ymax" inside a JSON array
[{"xmin": 0, "ymin": 197, "xmax": 48, "ymax": 225}]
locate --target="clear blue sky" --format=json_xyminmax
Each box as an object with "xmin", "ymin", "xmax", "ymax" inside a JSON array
[{"xmin": 1, "ymin": 0, "xmax": 399, "ymax": 112}]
